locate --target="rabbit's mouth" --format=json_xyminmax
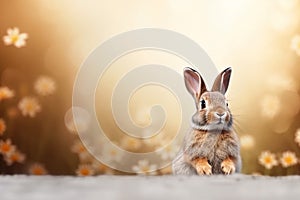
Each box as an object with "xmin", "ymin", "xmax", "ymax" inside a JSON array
[
  {"xmin": 210, "ymin": 118, "xmax": 228, "ymax": 130},
  {"xmin": 206, "ymin": 122, "xmax": 228, "ymax": 132},
  {"xmin": 216, "ymin": 118, "xmax": 225, "ymax": 124}
]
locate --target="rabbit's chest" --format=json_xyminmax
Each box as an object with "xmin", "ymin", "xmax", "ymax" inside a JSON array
[
  {"xmin": 203, "ymin": 134, "xmax": 227, "ymax": 159},
  {"xmin": 185, "ymin": 130, "xmax": 235, "ymax": 161},
  {"xmin": 195, "ymin": 132, "xmax": 231, "ymax": 162},
  {"xmin": 201, "ymin": 134, "xmax": 229, "ymax": 174}
]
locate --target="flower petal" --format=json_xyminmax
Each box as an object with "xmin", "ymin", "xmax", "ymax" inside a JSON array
[
  {"xmin": 3, "ymin": 36, "xmax": 12, "ymax": 45},
  {"xmin": 12, "ymin": 27, "xmax": 19, "ymax": 35},
  {"xmin": 14, "ymin": 40, "xmax": 25, "ymax": 48},
  {"xmin": 19, "ymin": 33, "xmax": 28, "ymax": 40}
]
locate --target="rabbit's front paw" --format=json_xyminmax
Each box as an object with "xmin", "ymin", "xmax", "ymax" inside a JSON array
[
  {"xmin": 221, "ymin": 158, "xmax": 235, "ymax": 175},
  {"xmin": 195, "ymin": 158, "xmax": 212, "ymax": 175}
]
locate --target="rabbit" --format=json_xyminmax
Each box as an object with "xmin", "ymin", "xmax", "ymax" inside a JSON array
[{"xmin": 172, "ymin": 67, "xmax": 241, "ymax": 175}]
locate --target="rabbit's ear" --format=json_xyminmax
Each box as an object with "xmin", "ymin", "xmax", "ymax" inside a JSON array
[
  {"xmin": 184, "ymin": 67, "xmax": 207, "ymax": 102},
  {"xmin": 212, "ymin": 67, "xmax": 232, "ymax": 94}
]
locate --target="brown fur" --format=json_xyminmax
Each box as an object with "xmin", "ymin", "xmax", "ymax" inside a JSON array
[
  {"xmin": 180, "ymin": 129, "xmax": 240, "ymax": 174},
  {"xmin": 172, "ymin": 67, "xmax": 241, "ymax": 175}
]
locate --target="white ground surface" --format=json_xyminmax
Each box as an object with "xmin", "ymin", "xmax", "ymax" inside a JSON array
[{"xmin": 0, "ymin": 175, "xmax": 300, "ymax": 200}]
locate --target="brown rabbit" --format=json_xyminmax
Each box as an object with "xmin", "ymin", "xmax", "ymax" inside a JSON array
[{"xmin": 172, "ymin": 67, "xmax": 241, "ymax": 175}]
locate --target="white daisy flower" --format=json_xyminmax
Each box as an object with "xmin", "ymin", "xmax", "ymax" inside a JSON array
[
  {"xmin": 3, "ymin": 27, "xmax": 28, "ymax": 48},
  {"xmin": 34, "ymin": 76, "xmax": 56, "ymax": 96},
  {"xmin": 258, "ymin": 151, "xmax": 278, "ymax": 169},
  {"xmin": 18, "ymin": 97, "xmax": 41, "ymax": 117},
  {"xmin": 280, "ymin": 151, "xmax": 298, "ymax": 168},
  {"xmin": 0, "ymin": 86, "xmax": 14, "ymax": 101},
  {"xmin": 76, "ymin": 164, "xmax": 95, "ymax": 176}
]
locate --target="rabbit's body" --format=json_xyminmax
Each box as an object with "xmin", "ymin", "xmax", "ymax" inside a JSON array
[
  {"xmin": 173, "ymin": 129, "xmax": 241, "ymax": 175},
  {"xmin": 172, "ymin": 67, "xmax": 241, "ymax": 175}
]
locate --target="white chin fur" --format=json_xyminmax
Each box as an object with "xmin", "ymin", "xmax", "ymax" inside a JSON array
[{"xmin": 191, "ymin": 122, "xmax": 229, "ymax": 131}]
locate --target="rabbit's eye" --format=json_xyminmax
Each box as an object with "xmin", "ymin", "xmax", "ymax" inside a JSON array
[
  {"xmin": 200, "ymin": 100, "xmax": 206, "ymax": 109},
  {"xmin": 226, "ymin": 102, "xmax": 228, "ymax": 107}
]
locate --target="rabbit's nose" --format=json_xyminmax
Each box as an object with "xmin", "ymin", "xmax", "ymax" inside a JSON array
[{"xmin": 214, "ymin": 112, "xmax": 226, "ymax": 118}]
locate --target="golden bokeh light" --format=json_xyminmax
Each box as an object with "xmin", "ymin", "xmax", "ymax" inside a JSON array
[{"xmin": 0, "ymin": 0, "xmax": 300, "ymax": 175}]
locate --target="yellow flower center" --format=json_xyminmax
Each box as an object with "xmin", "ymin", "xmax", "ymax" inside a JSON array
[
  {"xmin": 264, "ymin": 156, "xmax": 272, "ymax": 164},
  {"xmin": 80, "ymin": 168, "xmax": 90, "ymax": 176},
  {"xmin": 10, "ymin": 34, "xmax": 19, "ymax": 43},
  {"xmin": 25, "ymin": 103, "xmax": 34, "ymax": 111},
  {"xmin": 1, "ymin": 144, "xmax": 11, "ymax": 152},
  {"xmin": 10, "ymin": 153, "xmax": 19, "ymax": 161},
  {"xmin": 41, "ymin": 83, "xmax": 50, "ymax": 91},
  {"xmin": 33, "ymin": 167, "xmax": 44, "ymax": 175},
  {"xmin": 284, "ymin": 156, "xmax": 292, "ymax": 164}
]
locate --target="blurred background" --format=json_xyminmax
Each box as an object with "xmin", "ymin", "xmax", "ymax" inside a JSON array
[{"xmin": 0, "ymin": 0, "xmax": 300, "ymax": 176}]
